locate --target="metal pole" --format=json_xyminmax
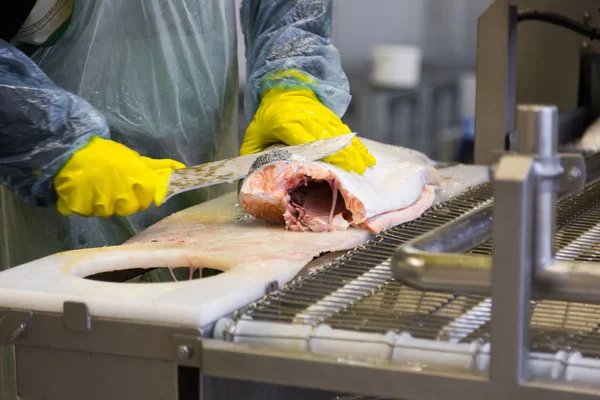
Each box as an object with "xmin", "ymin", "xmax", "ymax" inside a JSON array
[{"xmin": 516, "ymin": 105, "xmax": 561, "ymax": 275}]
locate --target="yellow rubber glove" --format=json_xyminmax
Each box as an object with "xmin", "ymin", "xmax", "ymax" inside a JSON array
[
  {"xmin": 240, "ymin": 72, "xmax": 376, "ymax": 175},
  {"xmin": 54, "ymin": 137, "xmax": 186, "ymax": 217}
]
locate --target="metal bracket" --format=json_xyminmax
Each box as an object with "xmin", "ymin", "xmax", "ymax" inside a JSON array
[
  {"xmin": 0, "ymin": 310, "xmax": 32, "ymax": 345},
  {"xmin": 1, "ymin": 307, "xmax": 205, "ymax": 363},
  {"xmin": 557, "ymin": 154, "xmax": 587, "ymax": 193},
  {"xmin": 265, "ymin": 280, "xmax": 279, "ymax": 295},
  {"xmin": 63, "ymin": 301, "xmax": 91, "ymax": 332},
  {"xmin": 489, "ymin": 152, "xmax": 586, "ymax": 193}
]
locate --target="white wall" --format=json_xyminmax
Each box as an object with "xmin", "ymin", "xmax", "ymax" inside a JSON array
[
  {"xmin": 235, "ymin": 0, "xmax": 494, "ymax": 88},
  {"xmin": 332, "ymin": 0, "xmax": 427, "ymax": 80},
  {"xmin": 423, "ymin": 0, "xmax": 493, "ymax": 68},
  {"xmin": 333, "ymin": 0, "xmax": 494, "ymax": 80},
  {"xmin": 236, "ymin": 0, "xmax": 427, "ymax": 87}
]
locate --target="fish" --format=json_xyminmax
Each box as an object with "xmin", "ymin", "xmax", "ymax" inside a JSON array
[{"xmin": 238, "ymin": 138, "xmax": 441, "ymax": 233}]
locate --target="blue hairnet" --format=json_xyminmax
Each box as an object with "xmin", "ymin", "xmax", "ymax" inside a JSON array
[
  {"xmin": 0, "ymin": 39, "xmax": 109, "ymax": 206},
  {"xmin": 241, "ymin": 0, "xmax": 351, "ymax": 121}
]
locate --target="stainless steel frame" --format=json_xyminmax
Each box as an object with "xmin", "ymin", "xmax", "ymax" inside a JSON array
[
  {"xmin": 393, "ymin": 105, "xmax": 589, "ymax": 299},
  {"xmin": 5, "ymin": 306, "xmax": 600, "ymax": 400},
  {"xmin": 388, "ymin": 100, "xmax": 600, "ymax": 400}
]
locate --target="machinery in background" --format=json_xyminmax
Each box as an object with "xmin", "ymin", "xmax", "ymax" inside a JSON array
[{"xmin": 475, "ymin": 0, "xmax": 600, "ymax": 165}]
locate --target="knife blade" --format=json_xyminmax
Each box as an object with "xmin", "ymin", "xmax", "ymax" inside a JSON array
[{"xmin": 163, "ymin": 133, "xmax": 356, "ymax": 202}]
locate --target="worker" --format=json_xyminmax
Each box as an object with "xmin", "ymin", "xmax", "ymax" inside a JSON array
[{"xmin": 0, "ymin": 0, "xmax": 376, "ymax": 280}]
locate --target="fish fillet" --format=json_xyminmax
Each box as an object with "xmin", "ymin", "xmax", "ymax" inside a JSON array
[{"xmin": 239, "ymin": 138, "xmax": 440, "ymax": 233}]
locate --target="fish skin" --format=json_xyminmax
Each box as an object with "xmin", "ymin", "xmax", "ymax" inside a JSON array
[
  {"xmin": 237, "ymin": 145, "xmax": 308, "ymax": 195},
  {"xmin": 238, "ymin": 138, "xmax": 440, "ymax": 233},
  {"xmin": 247, "ymin": 147, "xmax": 308, "ymax": 176}
]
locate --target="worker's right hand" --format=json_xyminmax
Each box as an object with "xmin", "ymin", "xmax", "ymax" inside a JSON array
[{"xmin": 53, "ymin": 137, "xmax": 186, "ymax": 217}]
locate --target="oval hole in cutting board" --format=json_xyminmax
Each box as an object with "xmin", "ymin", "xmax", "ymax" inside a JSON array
[{"xmin": 84, "ymin": 267, "xmax": 225, "ymax": 283}]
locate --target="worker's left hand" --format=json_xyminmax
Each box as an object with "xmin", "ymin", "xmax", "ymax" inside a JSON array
[
  {"xmin": 240, "ymin": 82, "xmax": 376, "ymax": 175},
  {"xmin": 53, "ymin": 137, "xmax": 186, "ymax": 218}
]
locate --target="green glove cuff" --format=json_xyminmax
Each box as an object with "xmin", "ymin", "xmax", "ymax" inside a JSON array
[{"xmin": 260, "ymin": 69, "xmax": 318, "ymax": 98}]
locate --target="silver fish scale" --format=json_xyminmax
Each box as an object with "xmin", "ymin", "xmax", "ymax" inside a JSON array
[
  {"xmin": 234, "ymin": 157, "xmax": 600, "ymax": 359},
  {"xmin": 247, "ymin": 147, "xmax": 308, "ymax": 176}
]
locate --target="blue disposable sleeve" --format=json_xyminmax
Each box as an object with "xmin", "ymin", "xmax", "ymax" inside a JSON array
[
  {"xmin": 0, "ymin": 39, "xmax": 109, "ymax": 206},
  {"xmin": 240, "ymin": 0, "xmax": 351, "ymax": 121}
]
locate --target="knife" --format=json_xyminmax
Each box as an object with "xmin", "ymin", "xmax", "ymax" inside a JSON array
[{"xmin": 160, "ymin": 133, "xmax": 356, "ymax": 203}]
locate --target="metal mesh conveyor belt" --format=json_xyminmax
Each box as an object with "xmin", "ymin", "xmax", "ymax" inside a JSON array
[{"xmin": 232, "ymin": 173, "xmax": 600, "ymax": 359}]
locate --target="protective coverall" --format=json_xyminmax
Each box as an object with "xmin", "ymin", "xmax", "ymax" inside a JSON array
[{"xmin": 0, "ymin": 0, "xmax": 369, "ymax": 396}]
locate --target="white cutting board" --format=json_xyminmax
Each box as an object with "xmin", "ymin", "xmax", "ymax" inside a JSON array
[{"xmin": 0, "ymin": 164, "xmax": 487, "ymax": 328}]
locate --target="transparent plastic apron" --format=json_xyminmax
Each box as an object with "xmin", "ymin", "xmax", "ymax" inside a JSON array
[{"xmin": 1, "ymin": 0, "xmax": 239, "ymax": 397}]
